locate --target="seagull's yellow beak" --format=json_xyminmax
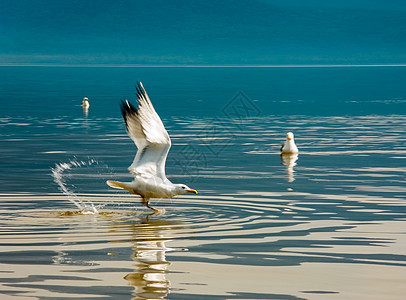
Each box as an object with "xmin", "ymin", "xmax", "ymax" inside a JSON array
[{"xmin": 187, "ymin": 189, "xmax": 198, "ymax": 194}]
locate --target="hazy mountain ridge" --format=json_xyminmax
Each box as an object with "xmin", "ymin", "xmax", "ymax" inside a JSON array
[{"xmin": 1, "ymin": 0, "xmax": 405, "ymax": 64}]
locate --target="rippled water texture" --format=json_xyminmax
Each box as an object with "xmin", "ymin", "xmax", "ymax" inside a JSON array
[{"xmin": 0, "ymin": 67, "xmax": 406, "ymax": 299}]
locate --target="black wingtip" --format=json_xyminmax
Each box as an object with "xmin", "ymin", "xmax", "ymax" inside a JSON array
[
  {"xmin": 120, "ymin": 99, "xmax": 138, "ymax": 124},
  {"xmin": 120, "ymin": 81, "xmax": 145, "ymax": 124}
]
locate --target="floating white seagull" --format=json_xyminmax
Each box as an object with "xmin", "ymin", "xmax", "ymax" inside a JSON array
[
  {"xmin": 81, "ymin": 97, "xmax": 90, "ymax": 108},
  {"xmin": 107, "ymin": 82, "xmax": 197, "ymax": 212},
  {"xmin": 281, "ymin": 132, "xmax": 299, "ymax": 154}
]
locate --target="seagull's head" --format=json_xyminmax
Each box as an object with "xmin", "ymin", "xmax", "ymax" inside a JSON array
[
  {"xmin": 174, "ymin": 184, "xmax": 198, "ymax": 196},
  {"xmin": 286, "ymin": 132, "xmax": 294, "ymax": 141},
  {"xmin": 83, "ymin": 97, "xmax": 89, "ymax": 102}
]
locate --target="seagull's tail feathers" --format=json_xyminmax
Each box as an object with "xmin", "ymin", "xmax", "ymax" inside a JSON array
[{"xmin": 106, "ymin": 180, "xmax": 133, "ymax": 193}]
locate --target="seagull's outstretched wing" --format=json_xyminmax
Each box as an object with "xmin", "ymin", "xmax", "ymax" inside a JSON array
[{"xmin": 120, "ymin": 82, "xmax": 171, "ymax": 181}]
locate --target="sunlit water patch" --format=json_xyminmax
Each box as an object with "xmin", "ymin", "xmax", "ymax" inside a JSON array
[{"xmin": 0, "ymin": 189, "xmax": 405, "ymax": 299}]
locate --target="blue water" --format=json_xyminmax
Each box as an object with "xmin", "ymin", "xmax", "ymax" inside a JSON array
[
  {"xmin": 0, "ymin": 66, "xmax": 405, "ymax": 299},
  {"xmin": 2, "ymin": 66, "xmax": 406, "ymax": 118}
]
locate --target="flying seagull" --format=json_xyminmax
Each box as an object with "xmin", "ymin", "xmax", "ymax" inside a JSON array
[
  {"xmin": 107, "ymin": 82, "xmax": 197, "ymax": 212},
  {"xmin": 281, "ymin": 132, "xmax": 299, "ymax": 154}
]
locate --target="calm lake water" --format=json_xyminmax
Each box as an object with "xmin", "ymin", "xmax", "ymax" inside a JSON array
[{"xmin": 0, "ymin": 66, "xmax": 405, "ymax": 299}]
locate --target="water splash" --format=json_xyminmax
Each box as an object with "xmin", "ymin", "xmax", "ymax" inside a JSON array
[{"xmin": 51, "ymin": 158, "xmax": 107, "ymax": 214}]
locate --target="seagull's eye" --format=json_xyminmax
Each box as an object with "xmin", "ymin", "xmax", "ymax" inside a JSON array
[{"xmin": 182, "ymin": 186, "xmax": 186, "ymax": 189}]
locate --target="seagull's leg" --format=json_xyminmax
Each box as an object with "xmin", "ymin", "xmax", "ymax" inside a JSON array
[
  {"xmin": 141, "ymin": 197, "xmax": 164, "ymax": 213},
  {"xmin": 144, "ymin": 200, "xmax": 155, "ymax": 211},
  {"xmin": 140, "ymin": 197, "xmax": 150, "ymax": 209}
]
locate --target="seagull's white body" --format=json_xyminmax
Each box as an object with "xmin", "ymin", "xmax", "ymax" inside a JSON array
[
  {"xmin": 281, "ymin": 132, "xmax": 299, "ymax": 154},
  {"xmin": 81, "ymin": 97, "xmax": 90, "ymax": 108},
  {"xmin": 107, "ymin": 82, "xmax": 197, "ymax": 211}
]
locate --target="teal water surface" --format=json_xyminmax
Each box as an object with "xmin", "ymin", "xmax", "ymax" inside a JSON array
[{"xmin": 0, "ymin": 66, "xmax": 405, "ymax": 299}]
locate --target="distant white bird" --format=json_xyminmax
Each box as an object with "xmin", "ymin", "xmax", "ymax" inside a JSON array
[
  {"xmin": 281, "ymin": 132, "xmax": 299, "ymax": 154},
  {"xmin": 81, "ymin": 97, "xmax": 90, "ymax": 108},
  {"xmin": 107, "ymin": 82, "xmax": 197, "ymax": 212}
]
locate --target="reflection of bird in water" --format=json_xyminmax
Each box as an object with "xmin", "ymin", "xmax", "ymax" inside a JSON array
[
  {"xmin": 107, "ymin": 82, "xmax": 197, "ymax": 212},
  {"xmin": 110, "ymin": 217, "xmax": 182, "ymax": 300},
  {"xmin": 280, "ymin": 132, "xmax": 299, "ymax": 154},
  {"xmin": 81, "ymin": 97, "xmax": 90, "ymax": 117},
  {"xmin": 281, "ymin": 153, "xmax": 299, "ymax": 182},
  {"xmin": 125, "ymin": 236, "xmax": 170, "ymax": 299}
]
